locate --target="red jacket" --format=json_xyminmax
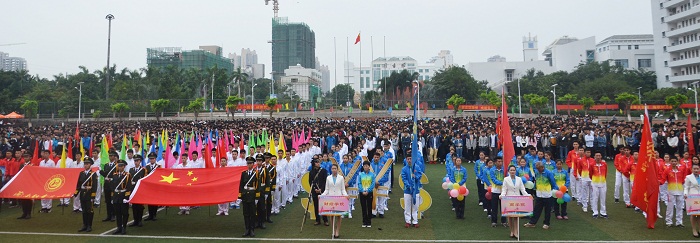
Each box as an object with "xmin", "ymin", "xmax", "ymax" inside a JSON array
[{"xmin": 614, "ymin": 154, "xmax": 630, "ymax": 172}]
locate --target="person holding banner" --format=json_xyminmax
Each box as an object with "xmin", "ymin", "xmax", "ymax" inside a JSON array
[
  {"xmin": 524, "ymin": 162, "xmax": 558, "ymax": 230},
  {"xmin": 401, "ymin": 152, "xmax": 422, "ymax": 228},
  {"xmin": 75, "ymin": 158, "xmax": 98, "ymax": 232},
  {"xmin": 310, "ymin": 158, "xmax": 328, "ymax": 226},
  {"xmin": 322, "ymin": 164, "xmax": 348, "ymax": 238},
  {"xmin": 683, "ymin": 163, "xmax": 700, "ymax": 237},
  {"xmin": 500, "ymin": 164, "xmax": 530, "ymax": 239}
]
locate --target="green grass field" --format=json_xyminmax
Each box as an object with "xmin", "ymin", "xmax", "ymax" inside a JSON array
[{"xmin": 0, "ymin": 159, "xmax": 698, "ymax": 242}]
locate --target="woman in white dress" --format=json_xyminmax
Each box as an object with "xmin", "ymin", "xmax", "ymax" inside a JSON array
[
  {"xmin": 684, "ymin": 164, "xmax": 700, "ymax": 238},
  {"xmin": 500, "ymin": 165, "xmax": 531, "ymax": 239},
  {"xmin": 322, "ymin": 164, "xmax": 348, "ymax": 238}
]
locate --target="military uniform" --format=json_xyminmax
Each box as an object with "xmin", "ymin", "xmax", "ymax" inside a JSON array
[
  {"xmin": 128, "ymin": 155, "xmax": 148, "ymax": 227},
  {"xmin": 309, "ymin": 160, "xmax": 328, "ymax": 224},
  {"xmin": 240, "ymin": 157, "xmax": 259, "ymax": 237},
  {"xmin": 111, "ymin": 161, "xmax": 133, "ymax": 235},
  {"xmin": 265, "ymin": 157, "xmax": 277, "ymax": 223},
  {"xmin": 144, "ymin": 153, "xmax": 161, "ymax": 221},
  {"xmin": 76, "ymin": 159, "xmax": 98, "ymax": 232},
  {"xmin": 99, "ymin": 152, "xmax": 119, "ymax": 221},
  {"xmin": 17, "ymin": 159, "xmax": 33, "ymax": 219},
  {"xmin": 255, "ymin": 155, "xmax": 269, "ymax": 229}
]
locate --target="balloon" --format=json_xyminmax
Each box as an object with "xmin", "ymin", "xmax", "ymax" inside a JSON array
[
  {"xmin": 557, "ymin": 198, "xmax": 564, "ymax": 204},
  {"xmin": 453, "ymin": 183, "xmax": 460, "ymax": 190},
  {"xmin": 457, "ymin": 195, "xmax": 464, "ymax": 201},
  {"xmin": 555, "ymin": 191, "xmax": 564, "ymax": 199},
  {"xmin": 525, "ymin": 181, "xmax": 534, "ymax": 189},
  {"xmin": 487, "ymin": 187, "xmax": 492, "ymax": 193},
  {"xmin": 524, "ymin": 174, "xmax": 530, "ymax": 181},
  {"xmin": 485, "ymin": 192, "xmax": 492, "ymax": 200},
  {"xmin": 463, "ymin": 188, "xmax": 470, "ymax": 197},
  {"xmin": 551, "ymin": 190, "xmax": 558, "ymax": 197},
  {"xmin": 446, "ymin": 183, "xmax": 454, "ymax": 190},
  {"xmin": 521, "ymin": 176, "xmax": 528, "ymax": 184},
  {"xmin": 449, "ymin": 189, "xmax": 459, "ymax": 198},
  {"xmin": 563, "ymin": 193, "xmax": 572, "ymax": 202},
  {"xmin": 442, "ymin": 182, "xmax": 449, "ymax": 190},
  {"xmin": 458, "ymin": 186, "xmax": 467, "ymax": 195},
  {"xmin": 443, "ymin": 177, "xmax": 448, "ymax": 183},
  {"xmin": 559, "ymin": 185, "xmax": 567, "ymax": 193}
]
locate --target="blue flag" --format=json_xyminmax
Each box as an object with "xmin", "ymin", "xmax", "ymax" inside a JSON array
[{"xmin": 410, "ymin": 86, "xmax": 420, "ymax": 205}]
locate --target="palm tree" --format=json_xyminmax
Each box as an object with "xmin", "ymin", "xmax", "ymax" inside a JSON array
[{"xmin": 231, "ymin": 67, "xmax": 249, "ymax": 97}]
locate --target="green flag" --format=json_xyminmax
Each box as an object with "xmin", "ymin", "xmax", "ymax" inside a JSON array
[
  {"xmin": 100, "ymin": 136, "xmax": 109, "ymax": 184},
  {"xmin": 394, "ymin": 104, "xmax": 399, "ymax": 109}
]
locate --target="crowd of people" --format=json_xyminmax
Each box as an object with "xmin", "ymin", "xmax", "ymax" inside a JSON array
[{"xmin": 0, "ymin": 114, "xmax": 699, "ymax": 239}]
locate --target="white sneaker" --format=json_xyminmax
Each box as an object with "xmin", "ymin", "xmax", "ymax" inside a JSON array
[
  {"xmin": 362, "ymin": 225, "xmax": 367, "ymax": 228},
  {"xmin": 479, "ymin": 202, "xmax": 483, "ymax": 206},
  {"xmin": 384, "ymin": 206, "xmax": 389, "ymax": 211},
  {"xmin": 483, "ymin": 209, "xmax": 487, "ymax": 212},
  {"xmin": 582, "ymin": 207, "xmax": 588, "ymax": 213},
  {"xmin": 178, "ymin": 210, "xmax": 184, "ymax": 215},
  {"xmin": 185, "ymin": 211, "xmax": 190, "ymax": 215},
  {"xmin": 216, "ymin": 212, "xmax": 222, "ymax": 216}
]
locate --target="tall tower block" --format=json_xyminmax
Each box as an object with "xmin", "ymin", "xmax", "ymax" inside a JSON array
[{"xmin": 523, "ymin": 34, "xmax": 538, "ymax": 62}]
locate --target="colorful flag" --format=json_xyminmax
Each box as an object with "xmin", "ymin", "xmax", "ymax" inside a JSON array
[
  {"xmin": 631, "ymin": 107, "xmax": 659, "ymax": 229},
  {"xmin": 100, "ymin": 136, "xmax": 109, "ymax": 167},
  {"xmin": 128, "ymin": 167, "xmax": 247, "ymax": 206},
  {"xmin": 0, "ymin": 167, "xmax": 83, "ymax": 199},
  {"xmin": 119, "ymin": 134, "xmax": 127, "ymax": 160},
  {"xmin": 354, "ymin": 32, "xmax": 361, "ymax": 44},
  {"xmin": 278, "ymin": 132, "xmax": 286, "ymax": 158},
  {"xmin": 59, "ymin": 141, "xmax": 67, "ymax": 168},
  {"xmin": 203, "ymin": 142, "xmax": 215, "ymax": 169},
  {"xmin": 31, "ymin": 140, "xmax": 40, "ymax": 166},
  {"xmin": 500, "ymin": 88, "xmax": 515, "ymax": 174}
]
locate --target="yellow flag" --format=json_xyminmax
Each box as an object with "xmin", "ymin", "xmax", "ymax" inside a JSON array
[
  {"xmin": 285, "ymin": 103, "xmax": 289, "ymax": 110},
  {"xmin": 60, "ymin": 143, "xmax": 67, "ymax": 168},
  {"xmin": 269, "ymin": 135, "xmax": 277, "ymax": 156},
  {"xmin": 619, "ymin": 109, "xmax": 623, "ymax": 114},
  {"xmin": 278, "ymin": 132, "xmax": 286, "ymax": 158},
  {"xmin": 369, "ymin": 107, "xmax": 373, "ymax": 113},
  {"xmin": 683, "ymin": 109, "xmax": 687, "ymax": 115},
  {"xmin": 79, "ymin": 139, "xmax": 86, "ymax": 160},
  {"xmin": 277, "ymin": 108, "xmax": 280, "ymax": 113}
]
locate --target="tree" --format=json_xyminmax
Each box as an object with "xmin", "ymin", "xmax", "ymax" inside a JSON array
[
  {"xmin": 665, "ymin": 93, "xmax": 688, "ymax": 113},
  {"xmin": 226, "ymin": 95, "xmax": 245, "ymax": 119},
  {"xmin": 615, "ymin": 92, "xmax": 639, "ymax": 117},
  {"xmin": 265, "ymin": 98, "xmax": 278, "ymax": 118},
  {"xmin": 558, "ymin": 93, "xmax": 578, "ymax": 115},
  {"xmin": 186, "ymin": 98, "xmax": 205, "ymax": 120},
  {"xmin": 111, "ymin": 102, "xmax": 130, "ymax": 120},
  {"xmin": 430, "ymin": 66, "xmax": 488, "ymax": 102},
  {"xmin": 446, "ymin": 94, "xmax": 466, "ymax": 116},
  {"xmin": 479, "ymin": 91, "xmax": 502, "ymax": 108},
  {"xmin": 231, "ymin": 67, "xmax": 249, "ymax": 97},
  {"xmin": 363, "ymin": 90, "xmax": 381, "ymax": 107},
  {"xmin": 599, "ymin": 96, "xmax": 612, "ymax": 115},
  {"xmin": 150, "ymin": 99, "xmax": 170, "ymax": 121},
  {"xmin": 524, "ymin": 94, "xmax": 548, "ymax": 115},
  {"xmin": 20, "ymin": 99, "xmax": 38, "ymax": 123},
  {"xmin": 328, "ymin": 84, "xmax": 356, "ymax": 106},
  {"xmin": 578, "ymin": 97, "xmax": 595, "ymax": 115},
  {"xmin": 92, "ymin": 110, "xmax": 102, "ymax": 120}
]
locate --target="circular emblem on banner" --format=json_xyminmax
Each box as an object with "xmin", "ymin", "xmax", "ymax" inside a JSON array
[{"xmin": 44, "ymin": 174, "xmax": 66, "ymax": 192}]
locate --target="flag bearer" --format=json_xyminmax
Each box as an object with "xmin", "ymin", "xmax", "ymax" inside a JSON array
[{"xmin": 76, "ymin": 158, "xmax": 98, "ymax": 232}]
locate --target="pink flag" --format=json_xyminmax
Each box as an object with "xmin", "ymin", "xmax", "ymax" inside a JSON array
[
  {"xmin": 165, "ymin": 142, "xmax": 176, "ymax": 168},
  {"xmin": 311, "ymin": 107, "xmax": 315, "ymax": 115},
  {"xmin": 306, "ymin": 129, "xmax": 312, "ymax": 144},
  {"xmin": 230, "ymin": 130, "xmax": 235, "ymax": 147},
  {"xmin": 188, "ymin": 135, "xmax": 196, "ymax": 159},
  {"xmin": 224, "ymin": 131, "xmax": 230, "ymax": 147},
  {"xmin": 292, "ymin": 130, "xmax": 298, "ymax": 149},
  {"xmin": 180, "ymin": 138, "xmax": 186, "ymax": 161}
]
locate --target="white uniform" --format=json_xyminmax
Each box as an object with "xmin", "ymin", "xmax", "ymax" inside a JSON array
[
  {"xmin": 39, "ymin": 159, "xmax": 56, "ymax": 210},
  {"xmin": 174, "ymin": 162, "xmax": 194, "ymax": 213},
  {"xmin": 70, "ymin": 159, "xmax": 85, "ymax": 211},
  {"xmin": 273, "ymin": 159, "xmax": 287, "ymax": 213}
]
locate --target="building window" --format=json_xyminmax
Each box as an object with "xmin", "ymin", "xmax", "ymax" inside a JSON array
[
  {"xmin": 505, "ymin": 70, "xmax": 514, "ymax": 81},
  {"xmin": 638, "ymin": 59, "xmax": 652, "ymax": 68},
  {"xmin": 586, "ymin": 50, "xmax": 595, "ymax": 63},
  {"xmin": 665, "ymin": 60, "xmax": 668, "ymax": 67},
  {"xmin": 618, "ymin": 45, "xmax": 621, "ymax": 50},
  {"xmin": 366, "ymin": 79, "xmax": 370, "ymax": 88},
  {"xmin": 634, "ymin": 45, "xmax": 639, "ymax": 50},
  {"xmin": 425, "ymin": 69, "xmax": 429, "ymax": 73},
  {"xmin": 291, "ymin": 78, "xmax": 298, "ymax": 82},
  {"xmin": 424, "ymin": 75, "xmax": 429, "ymax": 80},
  {"xmin": 360, "ymin": 78, "xmax": 364, "ymax": 88},
  {"xmin": 628, "ymin": 45, "xmax": 632, "ymax": 50},
  {"xmin": 614, "ymin": 59, "xmax": 629, "ymax": 68}
]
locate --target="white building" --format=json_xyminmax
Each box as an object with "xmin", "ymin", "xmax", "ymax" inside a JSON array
[
  {"xmin": 595, "ymin": 35, "xmax": 655, "ymax": 71},
  {"xmin": 467, "ymin": 35, "xmax": 555, "ymax": 91},
  {"xmin": 543, "ymin": 36, "xmax": 597, "ymax": 72},
  {"xmin": 0, "ymin": 52, "xmax": 27, "ymax": 71},
  {"xmin": 651, "ymin": 0, "xmax": 700, "ymax": 88},
  {"xmin": 280, "ymin": 64, "xmax": 322, "ymax": 101},
  {"xmin": 228, "ymin": 48, "xmax": 265, "ymax": 79}
]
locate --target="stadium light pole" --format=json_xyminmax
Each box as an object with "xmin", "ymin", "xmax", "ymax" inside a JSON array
[
  {"xmin": 551, "ymin": 84, "xmax": 558, "ymax": 116},
  {"xmin": 75, "ymin": 82, "xmax": 84, "ymax": 123},
  {"xmin": 691, "ymin": 81, "xmax": 699, "ymax": 121},
  {"xmin": 252, "ymin": 83, "xmax": 258, "ymax": 115},
  {"xmin": 105, "ymin": 14, "xmax": 114, "ymax": 100},
  {"xmin": 637, "ymin": 87, "xmax": 642, "ymax": 103}
]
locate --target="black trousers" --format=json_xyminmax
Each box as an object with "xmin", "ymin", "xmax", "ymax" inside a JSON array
[
  {"xmin": 265, "ymin": 192, "xmax": 272, "ymax": 221},
  {"xmin": 476, "ymin": 179, "xmax": 486, "ymax": 209},
  {"xmin": 114, "ymin": 202, "xmax": 129, "ymax": 229},
  {"xmin": 490, "ymin": 192, "xmax": 505, "ymax": 223},
  {"xmin": 553, "ymin": 201, "xmax": 568, "ymax": 217},
  {"xmin": 104, "ymin": 188, "xmax": 113, "ymax": 218},
  {"xmin": 132, "ymin": 204, "xmax": 144, "ymax": 224},
  {"xmin": 147, "ymin": 205, "xmax": 158, "ymax": 219},
  {"xmin": 452, "ymin": 197, "xmax": 465, "ymax": 218},
  {"xmin": 311, "ymin": 192, "xmax": 327, "ymax": 223},
  {"xmin": 242, "ymin": 199, "xmax": 256, "ymax": 231},
  {"xmin": 360, "ymin": 193, "xmax": 373, "ymax": 226},
  {"xmin": 80, "ymin": 199, "xmax": 94, "ymax": 227},
  {"xmin": 530, "ymin": 197, "xmax": 553, "ymax": 226},
  {"xmin": 20, "ymin": 199, "xmax": 32, "ymax": 217},
  {"xmin": 256, "ymin": 197, "xmax": 267, "ymax": 225}
]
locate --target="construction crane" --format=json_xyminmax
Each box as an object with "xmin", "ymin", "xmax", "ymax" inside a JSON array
[
  {"xmin": 264, "ymin": 0, "xmax": 279, "ymax": 17},
  {"xmin": 0, "ymin": 43, "xmax": 27, "ymax": 47}
]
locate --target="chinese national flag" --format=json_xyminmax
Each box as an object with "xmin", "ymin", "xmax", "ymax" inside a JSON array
[
  {"xmin": 354, "ymin": 32, "xmax": 361, "ymax": 44},
  {"xmin": 631, "ymin": 110, "xmax": 659, "ymax": 228},
  {"xmin": 128, "ymin": 167, "xmax": 247, "ymax": 206},
  {"xmin": 0, "ymin": 166, "xmax": 83, "ymax": 199},
  {"xmin": 500, "ymin": 89, "xmax": 515, "ymax": 174},
  {"xmin": 688, "ymin": 115, "xmax": 695, "ymax": 156}
]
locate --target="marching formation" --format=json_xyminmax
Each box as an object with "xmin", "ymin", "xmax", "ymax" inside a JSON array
[{"xmin": 0, "ymin": 114, "xmax": 699, "ymax": 239}]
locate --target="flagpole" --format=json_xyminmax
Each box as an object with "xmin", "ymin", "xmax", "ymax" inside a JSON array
[
  {"xmin": 359, "ymin": 31, "xmax": 362, "ymax": 111},
  {"xmin": 371, "ymin": 36, "xmax": 374, "ymax": 109},
  {"xmin": 383, "ymin": 36, "xmax": 387, "ymax": 107},
  {"xmin": 334, "ymin": 37, "xmax": 337, "ymax": 108},
  {"xmin": 346, "ymin": 36, "xmax": 350, "ymax": 110}
]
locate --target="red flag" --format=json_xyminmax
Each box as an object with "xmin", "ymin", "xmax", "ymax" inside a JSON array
[
  {"xmin": 66, "ymin": 138, "xmax": 73, "ymax": 160},
  {"xmin": 631, "ymin": 110, "xmax": 659, "ymax": 229},
  {"xmin": 32, "ymin": 140, "xmax": 40, "ymax": 166},
  {"xmin": 239, "ymin": 134, "xmax": 245, "ymax": 154},
  {"xmin": 500, "ymin": 89, "xmax": 515, "ymax": 175},
  {"xmin": 128, "ymin": 167, "xmax": 247, "ymax": 206},
  {"xmin": 0, "ymin": 166, "xmax": 83, "ymax": 199},
  {"xmin": 74, "ymin": 123, "xmax": 80, "ymax": 141},
  {"xmin": 496, "ymin": 116, "xmax": 502, "ymax": 150},
  {"xmin": 204, "ymin": 142, "xmax": 215, "ymax": 169},
  {"xmin": 88, "ymin": 136, "xmax": 94, "ymax": 157},
  {"xmin": 354, "ymin": 32, "xmax": 361, "ymax": 44},
  {"xmin": 688, "ymin": 115, "xmax": 695, "ymax": 156}
]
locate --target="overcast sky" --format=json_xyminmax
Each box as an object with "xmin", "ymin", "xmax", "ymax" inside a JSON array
[{"xmin": 2, "ymin": 0, "xmax": 652, "ymax": 84}]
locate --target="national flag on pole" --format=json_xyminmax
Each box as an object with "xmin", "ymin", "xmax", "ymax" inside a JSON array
[
  {"xmin": 0, "ymin": 166, "xmax": 83, "ymax": 199},
  {"xmin": 278, "ymin": 132, "xmax": 286, "ymax": 158},
  {"xmin": 100, "ymin": 136, "xmax": 109, "ymax": 167},
  {"xmin": 500, "ymin": 88, "xmax": 515, "ymax": 174},
  {"xmin": 355, "ymin": 32, "xmax": 361, "ymax": 44},
  {"xmin": 631, "ymin": 106, "xmax": 659, "ymax": 229},
  {"xmin": 59, "ymin": 141, "xmax": 67, "ymax": 168},
  {"xmin": 203, "ymin": 141, "xmax": 215, "ymax": 169},
  {"xmin": 688, "ymin": 115, "xmax": 696, "ymax": 156},
  {"xmin": 119, "ymin": 134, "xmax": 127, "ymax": 160},
  {"xmin": 128, "ymin": 167, "xmax": 247, "ymax": 206},
  {"xmin": 32, "ymin": 140, "xmax": 40, "ymax": 166}
]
